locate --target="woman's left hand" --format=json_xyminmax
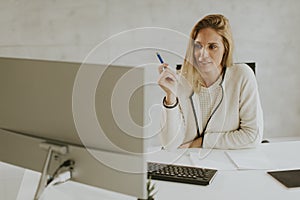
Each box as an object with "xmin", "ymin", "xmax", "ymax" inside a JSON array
[{"xmin": 179, "ymin": 137, "xmax": 203, "ymax": 148}]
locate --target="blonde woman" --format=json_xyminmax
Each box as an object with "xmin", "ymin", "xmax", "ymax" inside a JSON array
[{"xmin": 158, "ymin": 14, "xmax": 263, "ymax": 149}]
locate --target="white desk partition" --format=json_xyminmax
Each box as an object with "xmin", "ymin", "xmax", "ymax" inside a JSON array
[{"xmin": 1, "ymin": 141, "xmax": 300, "ymax": 200}]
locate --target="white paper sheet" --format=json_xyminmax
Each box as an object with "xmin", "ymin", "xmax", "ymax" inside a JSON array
[
  {"xmin": 188, "ymin": 149, "xmax": 237, "ymax": 170},
  {"xmin": 225, "ymin": 149, "xmax": 274, "ymax": 170}
]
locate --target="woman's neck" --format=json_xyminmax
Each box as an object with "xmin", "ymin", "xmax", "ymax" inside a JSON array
[{"xmin": 199, "ymin": 67, "xmax": 222, "ymax": 87}]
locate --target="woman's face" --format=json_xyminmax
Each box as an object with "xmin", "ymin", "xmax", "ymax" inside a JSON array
[{"xmin": 193, "ymin": 28, "xmax": 225, "ymax": 73}]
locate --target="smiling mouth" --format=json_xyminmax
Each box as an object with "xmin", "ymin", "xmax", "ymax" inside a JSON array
[{"xmin": 199, "ymin": 61, "xmax": 212, "ymax": 65}]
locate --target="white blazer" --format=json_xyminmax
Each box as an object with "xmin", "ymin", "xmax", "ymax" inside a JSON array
[{"xmin": 160, "ymin": 64, "xmax": 264, "ymax": 150}]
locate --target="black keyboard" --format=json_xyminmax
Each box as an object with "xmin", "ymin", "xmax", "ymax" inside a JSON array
[{"xmin": 147, "ymin": 162, "xmax": 217, "ymax": 186}]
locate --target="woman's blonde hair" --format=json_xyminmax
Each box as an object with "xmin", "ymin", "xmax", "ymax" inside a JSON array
[{"xmin": 181, "ymin": 14, "xmax": 234, "ymax": 92}]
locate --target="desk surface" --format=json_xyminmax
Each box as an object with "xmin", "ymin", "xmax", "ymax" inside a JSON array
[
  {"xmin": 1, "ymin": 141, "xmax": 300, "ymax": 200},
  {"xmin": 147, "ymin": 141, "xmax": 300, "ymax": 200}
]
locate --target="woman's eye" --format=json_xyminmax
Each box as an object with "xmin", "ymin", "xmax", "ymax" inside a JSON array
[
  {"xmin": 194, "ymin": 43, "xmax": 202, "ymax": 49},
  {"xmin": 209, "ymin": 45, "xmax": 217, "ymax": 50}
]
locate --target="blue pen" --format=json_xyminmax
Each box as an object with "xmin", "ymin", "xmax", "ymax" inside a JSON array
[
  {"xmin": 156, "ymin": 52, "xmax": 177, "ymax": 75},
  {"xmin": 156, "ymin": 52, "xmax": 164, "ymax": 64}
]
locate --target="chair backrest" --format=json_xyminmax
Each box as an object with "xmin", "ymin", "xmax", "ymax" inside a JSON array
[{"xmin": 245, "ymin": 62, "xmax": 256, "ymax": 75}]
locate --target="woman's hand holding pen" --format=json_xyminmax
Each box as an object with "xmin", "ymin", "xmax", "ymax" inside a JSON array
[
  {"xmin": 179, "ymin": 137, "xmax": 203, "ymax": 148},
  {"xmin": 157, "ymin": 63, "xmax": 178, "ymax": 105}
]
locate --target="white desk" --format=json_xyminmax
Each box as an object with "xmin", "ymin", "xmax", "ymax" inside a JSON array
[
  {"xmin": 148, "ymin": 141, "xmax": 300, "ymax": 200},
  {"xmin": 1, "ymin": 141, "xmax": 300, "ymax": 200}
]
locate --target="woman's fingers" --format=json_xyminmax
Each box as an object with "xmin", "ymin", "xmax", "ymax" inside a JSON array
[
  {"xmin": 158, "ymin": 63, "xmax": 169, "ymax": 74},
  {"xmin": 158, "ymin": 69, "xmax": 178, "ymax": 89},
  {"xmin": 157, "ymin": 63, "xmax": 180, "ymax": 97},
  {"xmin": 159, "ymin": 67, "xmax": 177, "ymax": 81},
  {"xmin": 179, "ymin": 141, "xmax": 192, "ymax": 148}
]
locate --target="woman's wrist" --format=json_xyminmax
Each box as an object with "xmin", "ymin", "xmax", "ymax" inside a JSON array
[
  {"xmin": 165, "ymin": 94, "xmax": 176, "ymax": 105},
  {"xmin": 163, "ymin": 96, "xmax": 178, "ymax": 109}
]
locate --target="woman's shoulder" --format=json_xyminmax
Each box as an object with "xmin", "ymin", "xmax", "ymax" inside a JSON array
[
  {"xmin": 227, "ymin": 63, "xmax": 256, "ymax": 79},
  {"xmin": 225, "ymin": 63, "xmax": 257, "ymax": 88}
]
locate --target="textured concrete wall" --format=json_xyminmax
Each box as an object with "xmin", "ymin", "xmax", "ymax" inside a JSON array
[{"xmin": 0, "ymin": 0, "xmax": 299, "ymax": 139}]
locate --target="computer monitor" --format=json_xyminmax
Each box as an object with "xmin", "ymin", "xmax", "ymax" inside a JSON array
[{"xmin": 0, "ymin": 57, "xmax": 149, "ymax": 199}]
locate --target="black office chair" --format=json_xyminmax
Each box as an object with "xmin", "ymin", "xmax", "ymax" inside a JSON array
[{"xmin": 245, "ymin": 62, "xmax": 256, "ymax": 74}]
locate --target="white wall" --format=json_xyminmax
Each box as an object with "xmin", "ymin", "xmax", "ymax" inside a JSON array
[{"xmin": 1, "ymin": 0, "xmax": 300, "ymax": 139}]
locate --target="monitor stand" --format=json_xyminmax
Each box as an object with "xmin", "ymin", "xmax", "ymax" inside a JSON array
[{"xmin": 34, "ymin": 142, "xmax": 74, "ymax": 200}]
